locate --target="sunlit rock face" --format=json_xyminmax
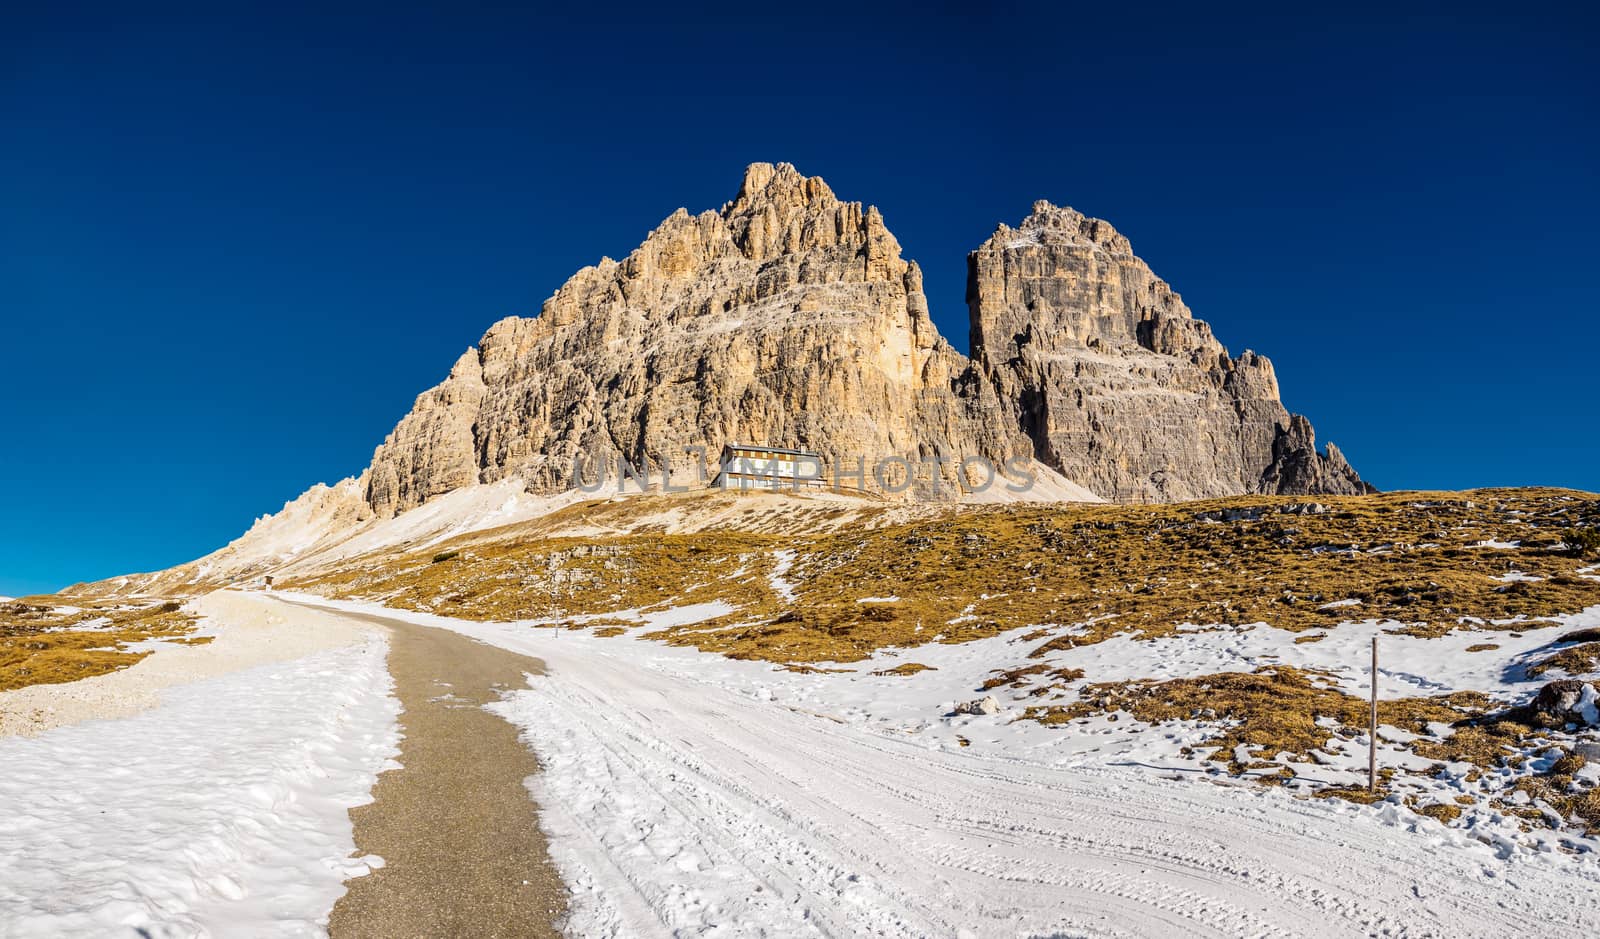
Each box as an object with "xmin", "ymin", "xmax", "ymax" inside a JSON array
[{"xmin": 364, "ymin": 163, "xmax": 1368, "ymax": 516}]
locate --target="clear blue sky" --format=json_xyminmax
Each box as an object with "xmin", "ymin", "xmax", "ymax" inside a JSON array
[{"xmin": 2, "ymin": 2, "xmax": 1595, "ymax": 596}]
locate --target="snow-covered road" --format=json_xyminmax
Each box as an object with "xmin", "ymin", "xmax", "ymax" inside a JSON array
[{"xmin": 286, "ymin": 595, "xmax": 1600, "ymax": 938}]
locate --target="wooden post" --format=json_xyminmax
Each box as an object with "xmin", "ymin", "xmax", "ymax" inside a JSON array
[{"xmin": 1369, "ymin": 635, "xmax": 1379, "ymax": 793}]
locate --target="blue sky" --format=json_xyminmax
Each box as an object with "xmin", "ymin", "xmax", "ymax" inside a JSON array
[{"xmin": 2, "ymin": 2, "xmax": 1596, "ymax": 595}]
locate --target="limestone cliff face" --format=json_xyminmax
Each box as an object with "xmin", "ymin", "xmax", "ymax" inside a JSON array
[
  {"xmin": 365, "ymin": 349, "xmax": 485, "ymax": 515},
  {"xmin": 365, "ymin": 163, "xmax": 1017, "ymax": 515},
  {"xmin": 364, "ymin": 164, "xmax": 1368, "ymax": 515},
  {"xmin": 967, "ymin": 201, "xmax": 1370, "ymax": 503}
]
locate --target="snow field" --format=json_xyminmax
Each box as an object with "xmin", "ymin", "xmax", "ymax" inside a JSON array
[
  {"xmin": 0, "ymin": 633, "xmax": 399, "ymax": 937},
  {"xmin": 284, "ymin": 594, "xmax": 1600, "ymax": 937}
]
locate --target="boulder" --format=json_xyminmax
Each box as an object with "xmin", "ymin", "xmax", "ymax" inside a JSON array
[
  {"xmin": 955, "ymin": 695, "xmax": 1001, "ymax": 716},
  {"xmin": 1532, "ymin": 679, "xmax": 1600, "ymax": 725}
]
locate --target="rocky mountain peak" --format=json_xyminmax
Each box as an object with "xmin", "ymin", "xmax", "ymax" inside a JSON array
[
  {"xmin": 966, "ymin": 198, "xmax": 1367, "ymax": 502},
  {"xmin": 718, "ymin": 162, "xmax": 904, "ymax": 280},
  {"xmin": 1004, "ymin": 200, "xmax": 1135, "ymax": 257},
  {"xmin": 728, "ymin": 161, "xmax": 838, "ymax": 215},
  {"xmin": 969, "ymin": 201, "xmax": 1199, "ymax": 359},
  {"xmin": 358, "ymin": 164, "xmax": 1370, "ymax": 517}
]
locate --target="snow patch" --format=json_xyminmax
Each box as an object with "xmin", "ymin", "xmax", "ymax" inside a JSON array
[
  {"xmin": 1581, "ymin": 683, "xmax": 1600, "ymax": 726},
  {"xmin": 641, "ymin": 601, "xmax": 734, "ymax": 629},
  {"xmin": 1494, "ymin": 570, "xmax": 1545, "ymax": 583},
  {"xmin": 768, "ymin": 549, "xmax": 798, "ymax": 603}
]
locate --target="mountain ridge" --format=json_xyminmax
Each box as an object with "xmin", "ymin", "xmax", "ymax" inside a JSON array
[
  {"xmin": 362, "ymin": 162, "xmax": 1368, "ymax": 517},
  {"xmin": 82, "ymin": 162, "xmax": 1373, "ymax": 596}
]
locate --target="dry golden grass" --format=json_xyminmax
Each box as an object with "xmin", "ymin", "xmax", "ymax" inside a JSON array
[
  {"xmin": 1414, "ymin": 722, "xmax": 1524, "ymax": 770},
  {"xmin": 1528, "ymin": 642, "xmax": 1600, "ymax": 677},
  {"xmin": 1552, "ymin": 752, "xmax": 1588, "ymax": 776},
  {"xmin": 978, "ymin": 664, "xmax": 1085, "ymax": 698},
  {"xmin": 291, "ymin": 487, "xmax": 1600, "ymax": 665},
  {"xmin": 0, "ymin": 599, "xmax": 199, "ymax": 692},
  {"xmin": 1412, "ymin": 802, "xmax": 1464, "ymax": 823},
  {"xmin": 1501, "ymin": 762, "xmax": 1600, "ymax": 835},
  {"xmin": 1025, "ymin": 667, "xmax": 1490, "ymax": 770},
  {"xmin": 1317, "ymin": 785, "xmax": 1387, "ymax": 805},
  {"xmin": 1028, "ymin": 666, "xmax": 1600, "ymax": 830}
]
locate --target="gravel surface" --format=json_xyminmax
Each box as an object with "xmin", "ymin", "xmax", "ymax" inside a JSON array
[{"xmin": 280, "ymin": 601, "xmax": 567, "ymax": 938}]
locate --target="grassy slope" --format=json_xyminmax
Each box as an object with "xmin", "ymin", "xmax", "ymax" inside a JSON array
[
  {"xmin": 292, "ymin": 487, "xmax": 1600, "ymax": 662},
  {"xmin": 0, "ymin": 600, "xmax": 203, "ymax": 693},
  {"xmin": 287, "ymin": 486, "xmax": 1600, "ymax": 830}
]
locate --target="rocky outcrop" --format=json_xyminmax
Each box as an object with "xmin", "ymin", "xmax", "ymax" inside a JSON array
[
  {"xmin": 1532, "ymin": 680, "xmax": 1600, "ymax": 726},
  {"xmin": 366, "ymin": 163, "xmax": 1024, "ymax": 515},
  {"xmin": 366, "ymin": 350, "xmax": 486, "ymax": 515},
  {"xmin": 967, "ymin": 201, "xmax": 1372, "ymax": 502},
  {"xmin": 1260, "ymin": 416, "xmax": 1369, "ymax": 498},
  {"xmin": 363, "ymin": 163, "xmax": 1369, "ymax": 515}
]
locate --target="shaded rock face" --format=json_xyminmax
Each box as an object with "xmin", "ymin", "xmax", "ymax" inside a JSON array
[
  {"xmin": 365, "ymin": 163, "xmax": 1369, "ymax": 516},
  {"xmin": 1533, "ymin": 680, "xmax": 1599, "ymax": 726},
  {"xmin": 967, "ymin": 201, "xmax": 1371, "ymax": 503}
]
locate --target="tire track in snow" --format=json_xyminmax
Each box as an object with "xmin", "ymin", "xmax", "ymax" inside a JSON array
[
  {"xmin": 589, "ymin": 679, "xmax": 1299, "ymax": 937},
  {"xmin": 501, "ymin": 648, "xmax": 1598, "ymax": 937}
]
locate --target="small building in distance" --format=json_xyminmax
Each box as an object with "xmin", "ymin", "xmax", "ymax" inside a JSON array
[{"xmin": 711, "ymin": 443, "xmax": 826, "ymax": 491}]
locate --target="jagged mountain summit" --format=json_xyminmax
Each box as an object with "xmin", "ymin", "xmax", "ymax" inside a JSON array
[
  {"xmin": 967, "ymin": 201, "xmax": 1367, "ymax": 502},
  {"xmin": 363, "ymin": 162, "xmax": 1367, "ymax": 516}
]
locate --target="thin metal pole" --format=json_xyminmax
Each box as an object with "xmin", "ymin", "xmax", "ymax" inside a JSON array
[{"xmin": 1369, "ymin": 635, "xmax": 1379, "ymax": 793}]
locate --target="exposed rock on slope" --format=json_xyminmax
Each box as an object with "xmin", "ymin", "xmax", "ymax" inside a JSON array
[
  {"xmin": 362, "ymin": 162, "xmax": 1368, "ymax": 515},
  {"xmin": 967, "ymin": 202, "xmax": 1370, "ymax": 503},
  {"xmin": 367, "ymin": 163, "xmax": 1022, "ymax": 515}
]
